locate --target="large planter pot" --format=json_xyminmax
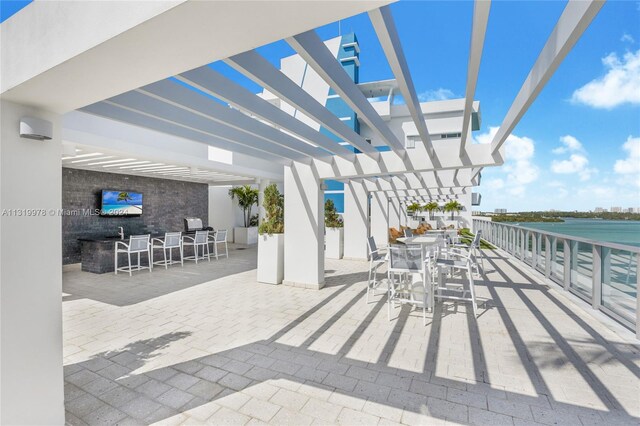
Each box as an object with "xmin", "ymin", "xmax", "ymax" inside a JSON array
[
  {"xmin": 325, "ymin": 227, "xmax": 344, "ymax": 259},
  {"xmin": 257, "ymin": 233, "xmax": 284, "ymax": 284},
  {"xmin": 234, "ymin": 227, "xmax": 258, "ymax": 245}
]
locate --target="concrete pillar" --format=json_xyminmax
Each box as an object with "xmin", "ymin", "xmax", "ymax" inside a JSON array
[
  {"xmin": 257, "ymin": 179, "xmax": 270, "ymax": 223},
  {"xmin": 283, "ymin": 162, "xmax": 324, "ymax": 289},
  {"xmin": 389, "ymin": 198, "xmax": 401, "ymax": 230},
  {"xmin": 343, "ymin": 180, "xmax": 369, "ymax": 260},
  {"xmin": 370, "ymin": 192, "xmax": 389, "ymax": 246},
  {"xmin": 1, "ymin": 100, "xmax": 64, "ymax": 424}
]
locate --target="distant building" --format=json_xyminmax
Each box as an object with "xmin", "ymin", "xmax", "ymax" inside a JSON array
[
  {"xmin": 611, "ymin": 207, "xmax": 622, "ymax": 213},
  {"xmin": 626, "ymin": 207, "xmax": 640, "ymax": 213},
  {"xmin": 494, "ymin": 208, "xmax": 507, "ymax": 214},
  {"xmin": 594, "ymin": 207, "xmax": 606, "ymax": 213}
]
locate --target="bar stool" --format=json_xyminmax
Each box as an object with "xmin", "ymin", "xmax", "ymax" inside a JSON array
[
  {"xmin": 211, "ymin": 229, "xmax": 228, "ymax": 260},
  {"xmin": 115, "ymin": 234, "xmax": 152, "ymax": 276},
  {"xmin": 182, "ymin": 230, "xmax": 210, "ymax": 263},
  {"xmin": 151, "ymin": 232, "xmax": 183, "ymax": 269}
]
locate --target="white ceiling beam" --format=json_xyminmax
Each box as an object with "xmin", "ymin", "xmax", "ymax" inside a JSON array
[
  {"xmin": 287, "ymin": 30, "xmax": 407, "ymax": 157},
  {"xmin": 460, "ymin": 0, "xmax": 491, "ymax": 156},
  {"xmin": 105, "ymin": 91, "xmax": 313, "ymax": 164},
  {"xmin": 369, "ymin": 6, "xmax": 439, "ymax": 165},
  {"xmin": 225, "ymin": 50, "xmax": 380, "ymax": 159},
  {"xmin": 138, "ymin": 80, "xmax": 334, "ymax": 162},
  {"xmin": 178, "ymin": 67, "xmax": 355, "ymax": 160},
  {"xmin": 80, "ymin": 101, "xmax": 291, "ymax": 165},
  {"xmin": 490, "ymin": 0, "xmax": 604, "ymax": 154},
  {"xmin": 313, "ymin": 139, "xmax": 498, "ymax": 180}
]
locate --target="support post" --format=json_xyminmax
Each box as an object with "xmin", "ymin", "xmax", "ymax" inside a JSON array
[
  {"xmin": 1, "ymin": 100, "xmax": 64, "ymax": 424},
  {"xmin": 343, "ymin": 180, "xmax": 369, "ymax": 260},
  {"xmin": 283, "ymin": 162, "xmax": 324, "ymax": 289},
  {"xmin": 592, "ymin": 245, "xmax": 602, "ymax": 309},
  {"xmin": 370, "ymin": 192, "xmax": 389, "ymax": 246}
]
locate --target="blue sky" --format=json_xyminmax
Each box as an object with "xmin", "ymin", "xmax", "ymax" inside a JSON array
[{"xmin": 3, "ymin": 1, "xmax": 639, "ymax": 212}]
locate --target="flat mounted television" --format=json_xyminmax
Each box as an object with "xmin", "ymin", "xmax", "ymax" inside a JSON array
[{"xmin": 100, "ymin": 190, "xmax": 143, "ymax": 216}]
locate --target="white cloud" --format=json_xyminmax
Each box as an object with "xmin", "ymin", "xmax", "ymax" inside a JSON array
[
  {"xmin": 614, "ymin": 136, "xmax": 640, "ymax": 188},
  {"xmin": 621, "ymin": 33, "xmax": 635, "ymax": 44},
  {"xmin": 418, "ymin": 88, "xmax": 456, "ymax": 102},
  {"xmin": 551, "ymin": 135, "xmax": 597, "ymax": 181},
  {"xmin": 477, "ymin": 126, "xmax": 538, "ymax": 197},
  {"xmin": 552, "ymin": 135, "xmax": 584, "ymax": 154},
  {"xmin": 614, "ymin": 136, "xmax": 640, "ymax": 174},
  {"xmin": 571, "ymin": 49, "xmax": 640, "ymax": 109}
]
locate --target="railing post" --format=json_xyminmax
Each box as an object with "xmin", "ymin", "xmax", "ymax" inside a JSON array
[
  {"xmin": 563, "ymin": 239, "xmax": 571, "ymax": 291},
  {"xmin": 532, "ymin": 233, "xmax": 537, "ymax": 267},
  {"xmin": 520, "ymin": 230, "xmax": 526, "ymax": 261},
  {"xmin": 545, "ymin": 235, "xmax": 551, "ymax": 279},
  {"xmin": 592, "ymin": 245, "xmax": 602, "ymax": 309}
]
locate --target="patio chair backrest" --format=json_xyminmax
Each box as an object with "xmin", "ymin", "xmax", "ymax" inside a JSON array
[
  {"xmin": 470, "ymin": 231, "xmax": 481, "ymax": 248},
  {"xmin": 215, "ymin": 229, "xmax": 227, "ymax": 242},
  {"xmin": 128, "ymin": 235, "xmax": 150, "ymax": 252},
  {"xmin": 367, "ymin": 236, "xmax": 383, "ymax": 261},
  {"xmin": 388, "ymin": 244, "xmax": 423, "ymax": 273},
  {"xmin": 164, "ymin": 232, "xmax": 181, "ymax": 248},
  {"xmin": 194, "ymin": 230, "xmax": 208, "ymax": 244},
  {"xmin": 404, "ymin": 228, "xmax": 414, "ymax": 238}
]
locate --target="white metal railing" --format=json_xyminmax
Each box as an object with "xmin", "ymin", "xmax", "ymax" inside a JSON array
[{"xmin": 473, "ymin": 219, "xmax": 640, "ymax": 339}]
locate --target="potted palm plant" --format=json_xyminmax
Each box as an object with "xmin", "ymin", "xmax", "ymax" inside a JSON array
[
  {"xmin": 257, "ymin": 184, "xmax": 284, "ymax": 284},
  {"xmin": 443, "ymin": 200, "xmax": 463, "ymax": 227},
  {"xmin": 324, "ymin": 199, "xmax": 344, "ymax": 259},
  {"xmin": 424, "ymin": 201, "xmax": 439, "ymax": 228},
  {"xmin": 229, "ymin": 185, "xmax": 259, "ymax": 245}
]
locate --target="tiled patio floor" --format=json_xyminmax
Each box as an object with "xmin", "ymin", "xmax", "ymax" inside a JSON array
[{"xmin": 62, "ymin": 245, "xmax": 640, "ymax": 425}]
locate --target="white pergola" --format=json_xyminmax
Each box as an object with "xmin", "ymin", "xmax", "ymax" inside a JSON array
[{"xmin": 74, "ymin": 0, "xmax": 604, "ymax": 288}]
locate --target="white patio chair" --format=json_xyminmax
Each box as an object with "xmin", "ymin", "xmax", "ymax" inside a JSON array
[
  {"xmin": 404, "ymin": 228, "xmax": 414, "ymax": 238},
  {"xmin": 434, "ymin": 247, "xmax": 478, "ymax": 316},
  {"xmin": 151, "ymin": 232, "xmax": 183, "ymax": 269},
  {"xmin": 387, "ymin": 244, "xmax": 431, "ymax": 325},
  {"xmin": 115, "ymin": 234, "xmax": 152, "ymax": 276},
  {"xmin": 367, "ymin": 236, "xmax": 387, "ymax": 303},
  {"xmin": 450, "ymin": 230, "xmax": 484, "ymax": 275},
  {"xmin": 210, "ymin": 229, "xmax": 229, "ymax": 260},
  {"xmin": 182, "ymin": 230, "xmax": 210, "ymax": 263}
]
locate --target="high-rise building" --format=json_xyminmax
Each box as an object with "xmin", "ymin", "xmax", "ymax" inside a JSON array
[
  {"xmin": 610, "ymin": 206, "xmax": 622, "ymax": 213},
  {"xmin": 594, "ymin": 207, "xmax": 606, "ymax": 213},
  {"xmin": 494, "ymin": 208, "xmax": 507, "ymax": 214}
]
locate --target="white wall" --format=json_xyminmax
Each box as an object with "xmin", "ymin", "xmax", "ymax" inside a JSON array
[
  {"xmin": 1, "ymin": 100, "xmax": 64, "ymax": 424},
  {"xmin": 208, "ymin": 186, "xmax": 235, "ymax": 240}
]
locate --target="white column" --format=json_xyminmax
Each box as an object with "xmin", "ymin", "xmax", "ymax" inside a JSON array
[
  {"xmin": 370, "ymin": 192, "xmax": 389, "ymax": 246},
  {"xmin": 1, "ymin": 100, "xmax": 64, "ymax": 424},
  {"xmin": 343, "ymin": 180, "xmax": 369, "ymax": 260},
  {"xmin": 257, "ymin": 178, "xmax": 270, "ymax": 223},
  {"xmin": 283, "ymin": 162, "xmax": 324, "ymax": 289},
  {"xmin": 458, "ymin": 191, "xmax": 473, "ymax": 230},
  {"xmin": 388, "ymin": 198, "xmax": 400, "ymax": 230}
]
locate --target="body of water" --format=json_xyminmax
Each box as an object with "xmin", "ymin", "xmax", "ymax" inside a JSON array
[{"xmin": 518, "ymin": 218, "xmax": 640, "ymax": 247}]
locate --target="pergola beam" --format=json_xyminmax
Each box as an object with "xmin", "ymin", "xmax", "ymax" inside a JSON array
[
  {"xmin": 460, "ymin": 0, "xmax": 491, "ymax": 156},
  {"xmin": 226, "ymin": 50, "xmax": 379, "ymax": 159},
  {"xmin": 288, "ymin": 30, "xmax": 407, "ymax": 157},
  {"xmin": 369, "ymin": 6, "xmax": 438, "ymax": 165},
  {"xmin": 178, "ymin": 67, "xmax": 356, "ymax": 160},
  {"xmin": 490, "ymin": 0, "xmax": 604, "ymax": 153},
  {"xmin": 80, "ymin": 102, "xmax": 291, "ymax": 165},
  {"xmin": 138, "ymin": 80, "xmax": 334, "ymax": 162},
  {"xmin": 105, "ymin": 91, "xmax": 312, "ymax": 163}
]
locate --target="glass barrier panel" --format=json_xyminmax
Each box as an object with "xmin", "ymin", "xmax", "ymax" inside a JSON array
[
  {"xmin": 601, "ymin": 247, "xmax": 637, "ymax": 324},
  {"xmin": 570, "ymin": 241, "xmax": 593, "ymax": 299}
]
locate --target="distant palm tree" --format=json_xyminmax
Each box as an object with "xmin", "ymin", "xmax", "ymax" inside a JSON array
[
  {"xmin": 117, "ymin": 192, "xmax": 142, "ymax": 211},
  {"xmin": 229, "ymin": 185, "xmax": 259, "ymax": 227},
  {"xmin": 443, "ymin": 200, "xmax": 463, "ymax": 221}
]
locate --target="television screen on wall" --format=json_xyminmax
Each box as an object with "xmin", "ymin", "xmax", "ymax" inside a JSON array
[{"xmin": 100, "ymin": 190, "xmax": 143, "ymax": 216}]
